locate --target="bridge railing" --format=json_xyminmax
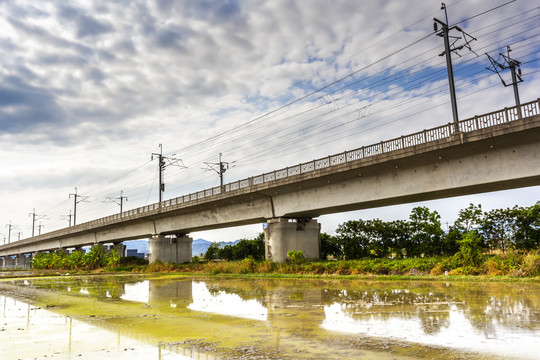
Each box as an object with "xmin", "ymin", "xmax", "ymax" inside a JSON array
[{"xmin": 75, "ymin": 98, "xmax": 540, "ymax": 232}]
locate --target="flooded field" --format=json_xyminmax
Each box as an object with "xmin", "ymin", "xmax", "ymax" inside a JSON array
[{"xmin": 0, "ymin": 275, "xmax": 539, "ymax": 359}]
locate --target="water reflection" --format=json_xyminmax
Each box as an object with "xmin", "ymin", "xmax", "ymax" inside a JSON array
[
  {"xmin": 2, "ymin": 277, "xmax": 539, "ymax": 359},
  {"xmin": 322, "ymin": 302, "xmax": 536, "ymax": 358},
  {"xmin": 188, "ymin": 281, "xmax": 268, "ymax": 321},
  {"xmin": 122, "ymin": 280, "xmax": 150, "ymax": 303},
  {"xmin": 0, "ymin": 294, "xmax": 194, "ymax": 360}
]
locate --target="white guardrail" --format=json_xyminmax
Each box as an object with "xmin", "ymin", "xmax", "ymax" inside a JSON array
[{"xmin": 75, "ymin": 98, "xmax": 540, "ymax": 231}]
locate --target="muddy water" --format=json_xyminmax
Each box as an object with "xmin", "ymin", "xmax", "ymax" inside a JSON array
[{"xmin": 0, "ymin": 276, "xmax": 538, "ymax": 359}]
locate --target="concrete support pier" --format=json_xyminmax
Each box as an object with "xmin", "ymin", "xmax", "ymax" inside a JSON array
[
  {"xmin": 263, "ymin": 218, "xmax": 320, "ymax": 262},
  {"xmin": 113, "ymin": 242, "xmax": 126, "ymax": 258},
  {"xmin": 16, "ymin": 254, "xmax": 32, "ymax": 267},
  {"xmin": 4, "ymin": 256, "xmax": 15, "ymax": 267},
  {"xmin": 149, "ymin": 234, "xmax": 193, "ymax": 264}
]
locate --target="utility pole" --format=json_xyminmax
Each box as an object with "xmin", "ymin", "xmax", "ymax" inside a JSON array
[
  {"xmin": 105, "ymin": 190, "xmax": 128, "ymax": 214},
  {"xmin": 151, "ymin": 144, "xmax": 186, "ymax": 203},
  {"xmin": 5, "ymin": 222, "xmax": 16, "ymax": 244},
  {"xmin": 204, "ymin": 153, "xmax": 235, "ymax": 187},
  {"xmin": 433, "ymin": 3, "xmax": 477, "ymax": 132},
  {"xmin": 37, "ymin": 223, "xmax": 44, "ymax": 236},
  {"xmin": 16, "ymin": 231, "xmax": 22, "ymax": 241},
  {"xmin": 28, "ymin": 208, "xmax": 47, "ymax": 237},
  {"xmin": 60, "ymin": 211, "xmax": 73, "ymax": 227},
  {"xmin": 486, "ymin": 45, "xmax": 524, "ymax": 118},
  {"xmin": 69, "ymin": 187, "xmax": 89, "ymax": 226}
]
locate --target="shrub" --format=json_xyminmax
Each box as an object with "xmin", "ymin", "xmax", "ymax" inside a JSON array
[
  {"xmin": 287, "ymin": 250, "xmax": 305, "ymax": 264},
  {"xmin": 484, "ymin": 258, "xmax": 504, "ymax": 276},
  {"xmin": 522, "ymin": 251, "xmax": 540, "ymax": 277},
  {"xmin": 429, "ymin": 263, "xmax": 444, "ymax": 276},
  {"xmin": 456, "ymin": 231, "xmax": 484, "ymax": 266},
  {"xmin": 119, "ymin": 256, "xmax": 148, "ymax": 266}
]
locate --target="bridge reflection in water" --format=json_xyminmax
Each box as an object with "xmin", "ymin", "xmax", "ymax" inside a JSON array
[{"xmin": 1, "ymin": 277, "xmax": 539, "ymax": 359}]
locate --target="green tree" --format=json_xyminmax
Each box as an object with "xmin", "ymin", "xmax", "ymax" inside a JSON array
[
  {"xmin": 104, "ymin": 248, "xmax": 120, "ymax": 267},
  {"xmin": 335, "ymin": 219, "xmax": 372, "ymax": 259},
  {"xmin": 408, "ymin": 207, "xmax": 444, "ymax": 257},
  {"xmin": 205, "ymin": 233, "xmax": 265, "ymax": 261},
  {"xmin": 514, "ymin": 203, "xmax": 540, "ymax": 250},
  {"xmin": 204, "ymin": 242, "xmax": 221, "ymax": 260},
  {"xmin": 388, "ymin": 219, "xmax": 412, "ymax": 258},
  {"xmin": 231, "ymin": 236, "xmax": 265, "ymax": 260},
  {"xmin": 456, "ymin": 231, "xmax": 484, "ymax": 266},
  {"xmin": 84, "ymin": 245, "xmax": 105, "ymax": 270},
  {"xmin": 220, "ymin": 244, "xmax": 234, "ymax": 260},
  {"xmin": 482, "ymin": 207, "xmax": 518, "ymax": 252},
  {"xmin": 369, "ymin": 219, "xmax": 400, "ymax": 258},
  {"xmin": 442, "ymin": 228, "xmax": 462, "ymax": 255},
  {"xmin": 320, "ymin": 232, "xmax": 340, "ymax": 259},
  {"xmin": 454, "ymin": 203, "xmax": 484, "ymax": 233}
]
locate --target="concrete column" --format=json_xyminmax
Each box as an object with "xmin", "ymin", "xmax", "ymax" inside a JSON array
[
  {"xmin": 25, "ymin": 254, "xmax": 33, "ymax": 268},
  {"xmin": 5, "ymin": 256, "xmax": 15, "ymax": 266},
  {"xmin": 148, "ymin": 235, "xmax": 193, "ymax": 264},
  {"xmin": 113, "ymin": 242, "xmax": 126, "ymax": 258},
  {"xmin": 17, "ymin": 254, "xmax": 32, "ymax": 268},
  {"xmin": 263, "ymin": 218, "xmax": 321, "ymax": 262}
]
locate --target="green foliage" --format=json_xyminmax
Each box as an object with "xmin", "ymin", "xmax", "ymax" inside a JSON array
[
  {"xmin": 454, "ymin": 203, "xmax": 484, "ymax": 233},
  {"xmin": 456, "ymin": 231, "xmax": 484, "ymax": 266},
  {"xmin": 204, "ymin": 233, "xmax": 265, "ymax": 261},
  {"xmin": 330, "ymin": 203, "xmax": 539, "ymax": 262},
  {"xmin": 481, "ymin": 207, "xmax": 517, "ymax": 252},
  {"xmin": 521, "ymin": 250, "xmax": 540, "ymax": 277},
  {"xmin": 84, "ymin": 245, "xmax": 104, "ymax": 270},
  {"xmin": 119, "ymin": 256, "xmax": 148, "ymax": 266},
  {"xmin": 204, "ymin": 242, "xmax": 221, "ymax": 260},
  {"xmin": 320, "ymin": 232, "xmax": 340, "ymax": 260},
  {"xmin": 513, "ymin": 203, "xmax": 540, "ymax": 250},
  {"xmin": 333, "ymin": 207, "xmax": 445, "ymax": 260},
  {"xmin": 287, "ymin": 250, "xmax": 305, "ymax": 264},
  {"xmin": 31, "ymin": 245, "xmax": 121, "ymax": 270},
  {"xmin": 335, "ymin": 219, "xmax": 374, "ymax": 259},
  {"xmin": 408, "ymin": 206, "xmax": 445, "ymax": 257}
]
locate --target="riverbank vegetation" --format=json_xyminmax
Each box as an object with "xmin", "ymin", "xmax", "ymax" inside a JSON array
[
  {"xmin": 116, "ymin": 248, "xmax": 538, "ymax": 278},
  {"xmin": 29, "ymin": 203, "xmax": 540, "ymax": 278},
  {"xmin": 32, "ymin": 245, "xmax": 120, "ymax": 270}
]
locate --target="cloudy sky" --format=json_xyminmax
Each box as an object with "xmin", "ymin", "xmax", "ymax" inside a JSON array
[{"xmin": 1, "ymin": 0, "xmax": 539, "ymax": 243}]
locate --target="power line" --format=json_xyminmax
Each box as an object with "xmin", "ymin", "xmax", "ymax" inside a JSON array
[
  {"xmin": 104, "ymin": 190, "xmax": 129, "ymax": 214},
  {"xmin": 451, "ymin": 0, "xmax": 517, "ymax": 27}
]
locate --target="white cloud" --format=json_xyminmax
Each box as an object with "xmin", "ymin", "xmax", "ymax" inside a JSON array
[{"xmin": 0, "ymin": 0, "xmax": 539, "ymax": 242}]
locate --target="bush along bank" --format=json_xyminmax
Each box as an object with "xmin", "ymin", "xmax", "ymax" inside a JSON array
[
  {"xmin": 110, "ymin": 248, "xmax": 540, "ymax": 278},
  {"xmin": 32, "ymin": 245, "xmax": 120, "ymax": 270},
  {"xmin": 28, "ymin": 202, "xmax": 540, "ymax": 278}
]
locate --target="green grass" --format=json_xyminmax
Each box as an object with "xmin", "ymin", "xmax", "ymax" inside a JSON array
[{"xmin": 8, "ymin": 250, "xmax": 539, "ymax": 282}]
